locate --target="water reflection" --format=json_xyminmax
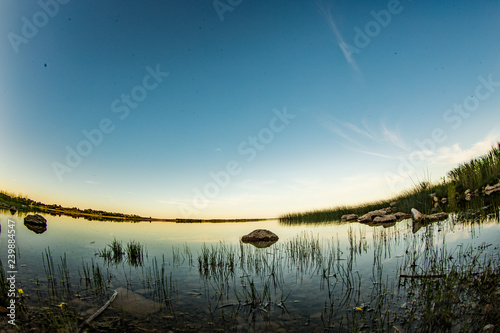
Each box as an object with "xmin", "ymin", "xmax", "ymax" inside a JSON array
[{"xmin": 0, "ymin": 200, "xmax": 499, "ymax": 332}]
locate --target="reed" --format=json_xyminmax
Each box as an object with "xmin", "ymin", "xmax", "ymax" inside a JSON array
[{"xmin": 126, "ymin": 240, "xmax": 145, "ymax": 266}]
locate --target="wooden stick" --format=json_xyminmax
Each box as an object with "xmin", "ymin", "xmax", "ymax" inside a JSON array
[{"xmin": 78, "ymin": 290, "xmax": 118, "ymax": 332}]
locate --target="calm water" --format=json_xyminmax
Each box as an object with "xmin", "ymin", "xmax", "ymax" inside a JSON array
[{"xmin": 1, "ymin": 209, "xmax": 499, "ymax": 332}]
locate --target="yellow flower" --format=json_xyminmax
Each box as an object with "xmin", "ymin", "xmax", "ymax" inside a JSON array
[
  {"xmin": 57, "ymin": 303, "xmax": 67, "ymax": 308},
  {"xmin": 18, "ymin": 289, "xmax": 23, "ymax": 294},
  {"xmin": 355, "ymin": 307, "xmax": 363, "ymax": 311}
]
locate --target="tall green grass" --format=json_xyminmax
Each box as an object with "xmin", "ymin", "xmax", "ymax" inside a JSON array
[
  {"xmin": 280, "ymin": 143, "xmax": 500, "ymax": 224},
  {"xmin": 448, "ymin": 142, "xmax": 500, "ymax": 192}
]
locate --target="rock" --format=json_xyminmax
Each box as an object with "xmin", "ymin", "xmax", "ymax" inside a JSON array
[
  {"xmin": 394, "ymin": 212, "xmax": 411, "ymax": 220},
  {"xmin": 244, "ymin": 240, "xmax": 277, "ymax": 248},
  {"xmin": 357, "ymin": 209, "xmax": 387, "ymax": 223},
  {"xmin": 483, "ymin": 324, "xmax": 495, "ymax": 332},
  {"xmin": 373, "ymin": 215, "xmax": 397, "ymax": 224},
  {"xmin": 411, "ymin": 208, "xmax": 448, "ymax": 222},
  {"xmin": 358, "ymin": 213, "xmax": 372, "ymax": 223},
  {"xmin": 465, "ymin": 189, "xmax": 472, "ymax": 201},
  {"xmin": 411, "ymin": 208, "xmax": 425, "ymax": 222},
  {"xmin": 426, "ymin": 212, "xmax": 448, "ymax": 221},
  {"xmin": 25, "ymin": 222, "xmax": 47, "ymax": 234},
  {"xmin": 112, "ymin": 288, "xmax": 162, "ymax": 317},
  {"xmin": 483, "ymin": 304, "xmax": 494, "ymax": 313},
  {"xmin": 441, "ymin": 197, "xmax": 448, "ymax": 204},
  {"xmin": 341, "ymin": 214, "xmax": 358, "ymax": 222},
  {"xmin": 383, "ymin": 207, "xmax": 392, "ymax": 213},
  {"xmin": 372, "ymin": 209, "xmax": 388, "ymax": 217},
  {"xmin": 484, "ymin": 182, "xmax": 500, "ymax": 195},
  {"xmin": 241, "ymin": 229, "xmax": 278, "ymax": 243},
  {"xmin": 430, "ymin": 193, "xmax": 438, "ymax": 203},
  {"xmin": 24, "ymin": 214, "xmax": 47, "ymax": 226}
]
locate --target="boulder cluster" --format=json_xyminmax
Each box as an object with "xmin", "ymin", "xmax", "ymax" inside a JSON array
[
  {"xmin": 341, "ymin": 203, "xmax": 411, "ymax": 226},
  {"xmin": 430, "ymin": 181, "xmax": 500, "ymax": 204}
]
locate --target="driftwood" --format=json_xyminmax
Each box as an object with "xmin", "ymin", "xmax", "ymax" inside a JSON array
[{"xmin": 78, "ymin": 290, "xmax": 118, "ymax": 332}]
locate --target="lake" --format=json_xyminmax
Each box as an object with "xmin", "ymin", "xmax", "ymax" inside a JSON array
[{"xmin": 1, "ymin": 205, "xmax": 499, "ymax": 332}]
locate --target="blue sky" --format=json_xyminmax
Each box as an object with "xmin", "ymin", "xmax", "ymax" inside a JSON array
[{"xmin": 1, "ymin": 0, "xmax": 499, "ymax": 218}]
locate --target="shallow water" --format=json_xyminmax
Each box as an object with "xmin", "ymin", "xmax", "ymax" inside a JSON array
[{"xmin": 1, "ymin": 208, "xmax": 499, "ymax": 331}]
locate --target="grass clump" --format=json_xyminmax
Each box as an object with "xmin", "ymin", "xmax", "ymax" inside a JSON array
[
  {"xmin": 448, "ymin": 142, "xmax": 500, "ymax": 192},
  {"xmin": 126, "ymin": 240, "xmax": 145, "ymax": 266},
  {"xmin": 97, "ymin": 238, "xmax": 146, "ymax": 266}
]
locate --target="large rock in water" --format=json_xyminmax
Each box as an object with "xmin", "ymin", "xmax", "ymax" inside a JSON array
[
  {"xmin": 241, "ymin": 229, "xmax": 278, "ymax": 242},
  {"xmin": 241, "ymin": 229, "xmax": 279, "ymax": 248},
  {"xmin": 24, "ymin": 214, "xmax": 47, "ymax": 226}
]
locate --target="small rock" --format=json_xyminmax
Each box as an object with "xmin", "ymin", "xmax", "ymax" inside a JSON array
[
  {"xmin": 484, "ymin": 182, "xmax": 500, "ymax": 195},
  {"xmin": 341, "ymin": 214, "xmax": 358, "ymax": 222},
  {"xmin": 373, "ymin": 215, "xmax": 397, "ymax": 223},
  {"xmin": 411, "ymin": 208, "xmax": 425, "ymax": 222},
  {"xmin": 484, "ymin": 304, "xmax": 494, "ymax": 313},
  {"xmin": 426, "ymin": 212, "xmax": 448, "ymax": 221},
  {"xmin": 441, "ymin": 197, "xmax": 448, "ymax": 204},
  {"xmin": 483, "ymin": 324, "xmax": 495, "ymax": 332},
  {"xmin": 394, "ymin": 212, "xmax": 412, "ymax": 220},
  {"xmin": 358, "ymin": 213, "xmax": 372, "ymax": 223}
]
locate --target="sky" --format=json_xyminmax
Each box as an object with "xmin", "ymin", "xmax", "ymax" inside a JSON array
[{"xmin": 1, "ymin": 0, "xmax": 499, "ymax": 219}]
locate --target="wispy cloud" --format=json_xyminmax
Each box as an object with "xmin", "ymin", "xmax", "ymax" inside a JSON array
[
  {"xmin": 381, "ymin": 123, "xmax": 409, "ymax": 150},
  {"xmin": 85, "ymin": 180, "xmax": 98, "ymax": 185},
  {"xmin": 427, "ymin": 131, "xmax": 500, "ymax": 167},
  {"xmin": 317, "ymin": 113, "xmax": 407, "ymax": 156},
  {"xmin": 317, "ymin": 2, "xmax": 360, "ymax": 73}
]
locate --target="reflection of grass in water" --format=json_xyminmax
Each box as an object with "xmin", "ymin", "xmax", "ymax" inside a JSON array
[
  {"xmin": 97, "ymin": 237, "xmax": 124, "ymax": 263},
  {"xmin": 126, "ymin": 240, "xmax": 145, "ymax": 266},
  {"xmin": 140, "ymin": 255, "xmax": 176, "ymax": 319},
  {"xmin": 195, "ymin": 219, "xmax": 500, "ymax": 332},
  {"xmin": 8, "ymin": 213, "xmax": 500, "ymax": 332},
  {"xmin": 97, "ymin": 238, "xmax": 146, "ymax": 267}
]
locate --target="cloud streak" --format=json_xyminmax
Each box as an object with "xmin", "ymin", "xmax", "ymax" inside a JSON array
[{"xmin": 317, "ymin": 2, "xmax": 360, "ymax": 73}]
